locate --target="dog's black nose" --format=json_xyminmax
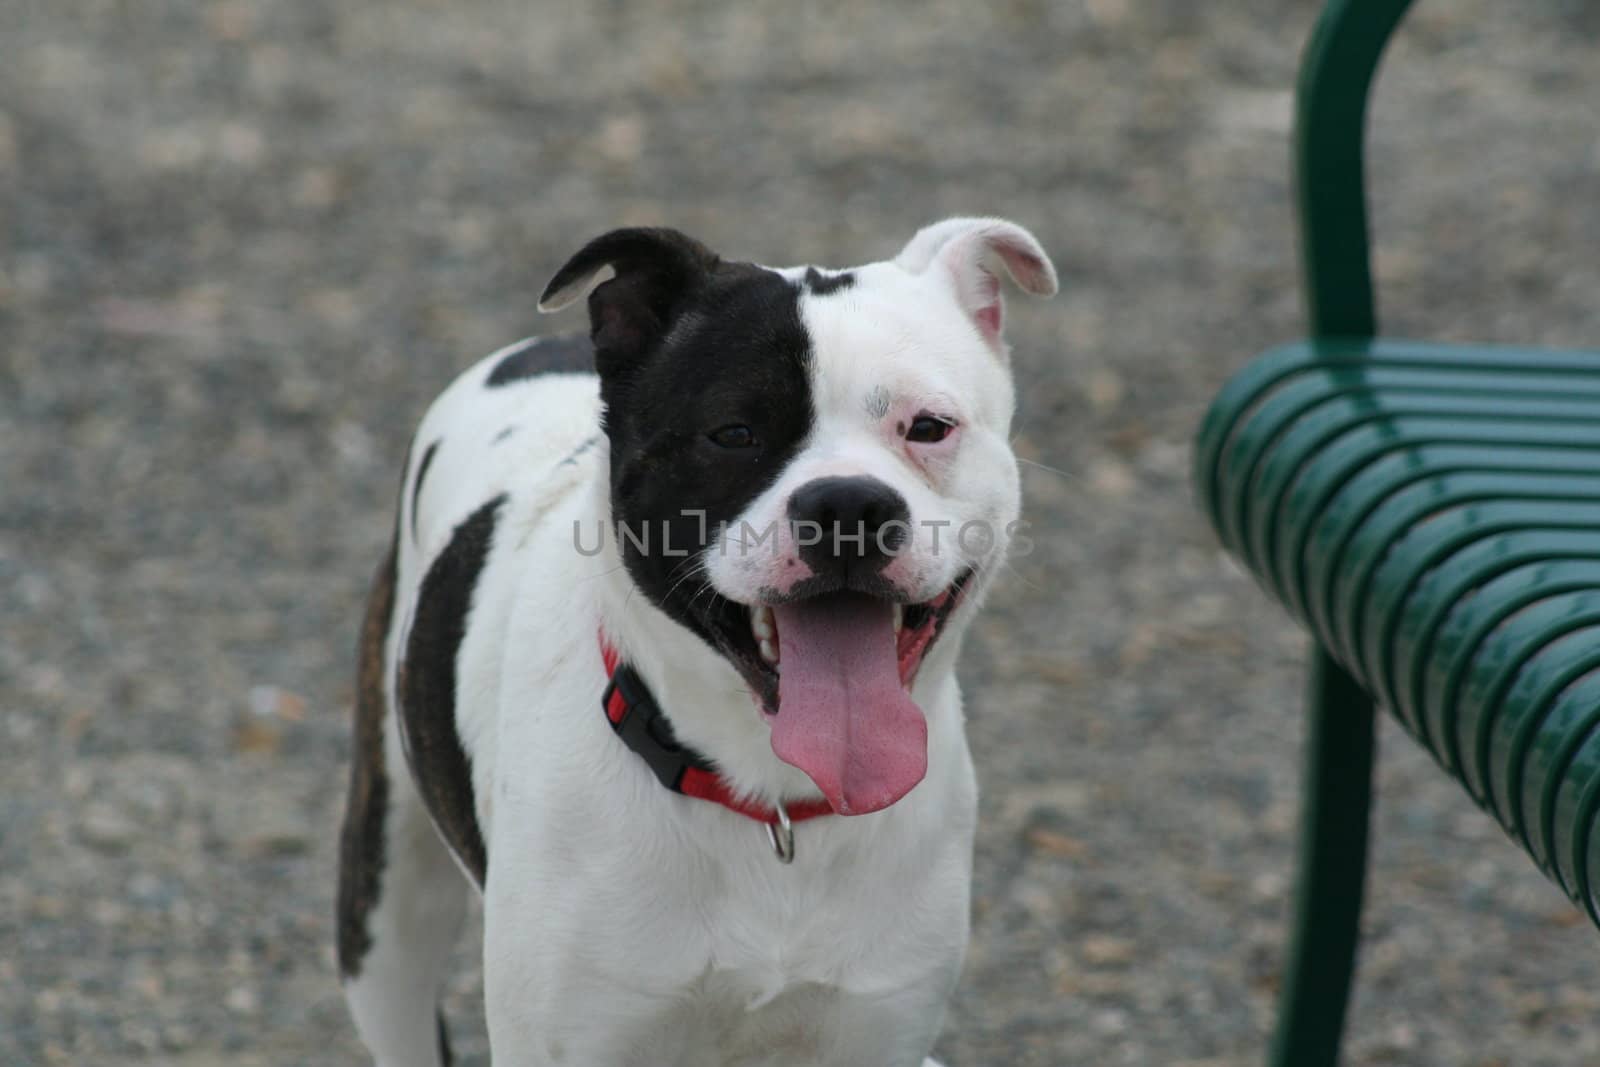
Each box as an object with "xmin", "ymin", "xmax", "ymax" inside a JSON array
[{"xmin": 787, "ymin": 476, "xmax": 911, "ymax": 572}]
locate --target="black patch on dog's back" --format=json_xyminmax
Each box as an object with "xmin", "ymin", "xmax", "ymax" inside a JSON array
[
  {"xmin": 486, "ymin": 334, "xmax": 593, "ymax": 387},
  {"xmin": 337, "ymin": 538, "xmax": 398, "ymax": 979},
  {"xmin": 803, "ymin": 267, "xmax": 854, "ymax": 295},
  {"xmin": 397, "ymin": 495, "xmax": 505, "ymax": 886}
]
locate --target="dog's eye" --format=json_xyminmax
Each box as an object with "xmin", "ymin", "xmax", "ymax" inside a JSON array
[
  {"xmin": 709, "ymin": 424, "xmax": 756, "ymax": 449},
  {"xmin": 905, "ymin": 415, "xmax": 956, "ymax": 444}
]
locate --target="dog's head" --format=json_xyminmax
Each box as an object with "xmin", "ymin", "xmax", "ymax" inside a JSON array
[{"xmin": 541, "ymin": 219, "xmax": 1056, "ymax": 814}]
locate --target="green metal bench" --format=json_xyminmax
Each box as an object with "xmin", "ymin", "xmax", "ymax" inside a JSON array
[{"xmin": 1192, "ymin": 1, "xmax": 1600, "ymax": 1063}]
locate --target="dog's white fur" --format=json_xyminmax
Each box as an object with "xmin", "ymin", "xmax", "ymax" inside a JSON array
[{"xmin": 343, "ymin": 219, "xmax": 1056, "ymax": 1067}]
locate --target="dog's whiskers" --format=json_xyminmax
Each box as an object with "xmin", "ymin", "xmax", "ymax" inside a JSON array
[
  {"xmin": 661, "ymin": 556, "xmax": 709, "ymax": 602},
  {"xmin": 1015, "ymin": 455, "xmax": 1080, "ymax": 484},
  {"xmin": 577, "ymin": 562, "xmax": 630, "ymax": 584}
]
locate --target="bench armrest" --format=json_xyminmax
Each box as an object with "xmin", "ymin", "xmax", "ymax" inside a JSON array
[{"xmin": 1296, "ymin": 0, "xmax": 1416, "ymax": 337}]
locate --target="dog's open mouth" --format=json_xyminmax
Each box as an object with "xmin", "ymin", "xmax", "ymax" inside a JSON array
[{"xmin": 711, "ymin": 571, "xmax": 973, "ymax": 816}]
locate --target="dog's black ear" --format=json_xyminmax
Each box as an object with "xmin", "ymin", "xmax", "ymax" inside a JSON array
[{"xmin": 538, "ymin": 228, "xmax": 720, "ymax": 371}]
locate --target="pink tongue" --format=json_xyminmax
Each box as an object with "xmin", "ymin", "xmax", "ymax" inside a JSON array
[{"xmin": 769, "ymin": 595, "xmax": 928, "ymax": 815}]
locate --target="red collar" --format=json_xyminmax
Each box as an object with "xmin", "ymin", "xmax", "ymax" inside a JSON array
[{"xmin": 599, "ymin": 634, "xmax": 835, "ymax": 827}]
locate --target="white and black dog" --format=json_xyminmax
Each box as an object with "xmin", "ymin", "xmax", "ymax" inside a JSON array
[{"xmin": 337, "ymin": 218, "xmax": 1057, "ymax": 1066}]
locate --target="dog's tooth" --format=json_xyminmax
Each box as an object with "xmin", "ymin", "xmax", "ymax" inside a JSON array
[
  {"xmin": 893, "ymin": 603, "xmax": 904, "ymax": 633},
  {"xmin": 759, "ymin": 637, "xmax": 779, "ymax": 665},
  {"xmin": 752, "ymin": 605, "xmax": 774, "ymax": 642}
]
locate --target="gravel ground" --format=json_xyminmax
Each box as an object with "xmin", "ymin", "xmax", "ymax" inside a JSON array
[{"xmin": 5, "ymin": 1, "xmax": 1600, "ymax": 1064}]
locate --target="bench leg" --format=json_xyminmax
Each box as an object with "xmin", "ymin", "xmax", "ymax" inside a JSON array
[{"xmin": 1267, "ymin": 647, "xmax": 1376, "ymax": 1067}]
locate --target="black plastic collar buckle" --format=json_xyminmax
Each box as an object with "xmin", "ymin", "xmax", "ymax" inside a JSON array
[{"xmin": 602, "ymin": 663, "xmax": 713, "ymax": 793}]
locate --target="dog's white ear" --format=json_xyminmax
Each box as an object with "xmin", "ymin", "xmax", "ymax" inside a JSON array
[
  {"xmin": 895, "ymin": 217, "xmax": 1057, "ymax": 346},
  {"xmin": 538, "ymin": 228, "xmax": 720, "ymax": 373}
]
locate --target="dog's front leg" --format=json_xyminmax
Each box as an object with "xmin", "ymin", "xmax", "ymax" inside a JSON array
[
  {"xmin": 481, "ymin": 860, "xmax": 693, "ymax": 1067},
  {"xmin": 482, "ymin": 948, "xmax": 688, "ymax": 1066},
  {"xmin": 481, "ymin": 879, "xmax": 568, "ymax": 1067}
]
